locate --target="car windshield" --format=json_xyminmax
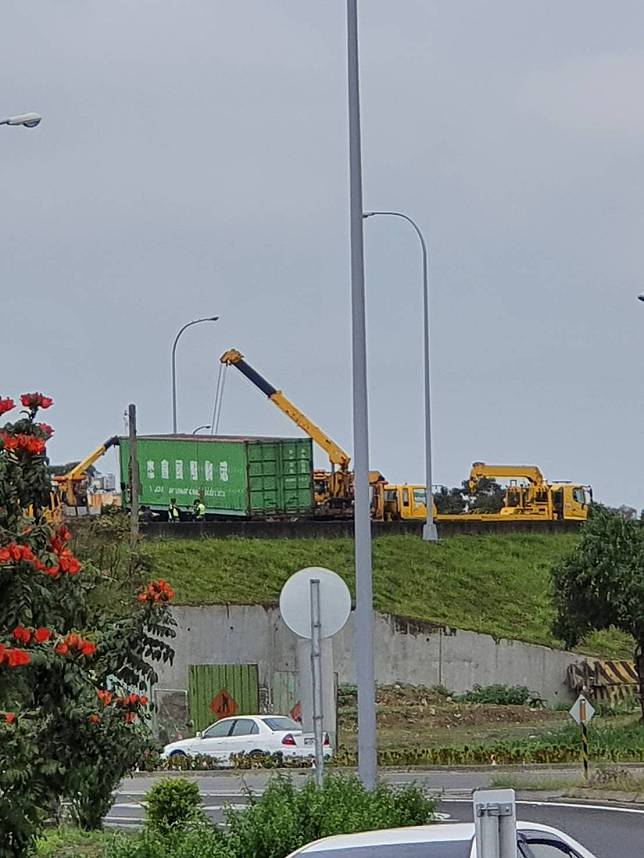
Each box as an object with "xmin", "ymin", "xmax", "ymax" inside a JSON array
[
  {"xmin": 305, "ymin": 843, "xmax": 472, "ymax": 858},
  {"xmin": 262, "ymin": 717, "xmax": 301, "ymax": 732}
]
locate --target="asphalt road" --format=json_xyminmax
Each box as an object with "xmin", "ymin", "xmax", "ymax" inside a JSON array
[
  {"xmin": 442, "ymin": 799, "xmax": 643, "ymax": 858},
  {"xmin": 107, "ymin": 773, "xmax": 644, "ymax": 858}
]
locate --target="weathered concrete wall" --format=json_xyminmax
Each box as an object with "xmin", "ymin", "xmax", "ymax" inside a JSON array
[{"xmin": 158, "ymin": 605, "xmax": 580, "ymax": 705}]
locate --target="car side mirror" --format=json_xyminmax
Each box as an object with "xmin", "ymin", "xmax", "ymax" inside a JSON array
[{"xmin": 196, "ymin": 731, "xmax": 203, "ymax": 739}]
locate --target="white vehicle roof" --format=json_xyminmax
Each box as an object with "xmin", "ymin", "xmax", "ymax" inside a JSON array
[{"xmin": 294, "ymin": 821, "xmax": 583, "ymax": 852}]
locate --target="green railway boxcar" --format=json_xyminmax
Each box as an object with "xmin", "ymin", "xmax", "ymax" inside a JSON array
[{"xmin": 118, "ymin": 434, "xmax": 314, "ymax": 518}]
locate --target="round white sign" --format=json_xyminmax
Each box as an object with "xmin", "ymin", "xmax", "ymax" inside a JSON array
[{"xmin": 279, "ymin": 566, "xmax": 352, "ymax": 639}]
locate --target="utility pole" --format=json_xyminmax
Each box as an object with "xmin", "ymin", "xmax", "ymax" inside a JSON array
[
  {"xmin": 128, "ymin": 403, "xmax": 139, "ymax": 553},
  {"xmin": 347, "ymin": 0, "xmax": 377, "ymax": 788}
]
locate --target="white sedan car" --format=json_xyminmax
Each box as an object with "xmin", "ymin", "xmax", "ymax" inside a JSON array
[
  {"xmin": 162, "ymin": 714, "xmax": 332, "ymax": 763},
  {"xmin": 287, "ymin": 822, "xmax": 596, "ymax": 857}
]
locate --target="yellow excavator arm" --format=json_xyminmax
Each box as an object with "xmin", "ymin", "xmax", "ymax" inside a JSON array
[
  {"xmin": 53, "ymin": 436, "xmax": 120, "ymax": 505},
  {"xmin": 468, "ymin": 462, "xmax": 545, "ymax": 493},
  {"xmin": 220, "ymin": 349, "xmax": 351, "ymax": 471}
]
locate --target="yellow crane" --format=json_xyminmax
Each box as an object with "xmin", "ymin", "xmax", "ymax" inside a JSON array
[
  {"xmin": 53, "ymin": 436, "xmax": 120, "ymax": 508},
  {"xmin": 463, "ymin": 462, "xmax": 591, "ymax": 521},
  {"xmin": 220, "ymin": 349, "xmax": 388, "ymax": 513}
]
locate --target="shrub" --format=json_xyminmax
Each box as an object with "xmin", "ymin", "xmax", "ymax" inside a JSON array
[
  {"xmin": 144, "ymin": 779, "xmax": 205, "ymax": 834},
  {"xmin": 225, "ymin": 774, "xmax": 436, "ymax": 858},
  {"xmin": 457, "ymin": 684, "xmax": 542, "ymax": 707},
  {"xmin": 107, "ymin": 827, "xmax": 231, "ymax": 858}
]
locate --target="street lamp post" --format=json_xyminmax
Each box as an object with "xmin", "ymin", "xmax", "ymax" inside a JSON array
[
  {"xmin": 192, "ymin": 425, "xmax": 211, "ymax": 435},
  {"xmin": 347, "ymin": 0, "xmax": 377, "ymax": 789},
  {"xmin": 171, "ymin": 317, "xmax": 219, "ymax": 434},
  {"xmin": 0, "ymin": 113, "xmax": 42, "ymax": 128},
  {"xmin": 363, "ymin": 211, "xmax": 438, "ymax": 542}
]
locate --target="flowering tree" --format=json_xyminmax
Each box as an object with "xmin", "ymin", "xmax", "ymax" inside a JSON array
[{"xmin": 0, "ymin": 394, "xmax": 176, "ymax": 855}]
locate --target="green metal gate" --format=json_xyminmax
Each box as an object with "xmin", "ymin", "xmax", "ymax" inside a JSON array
[
  {"xmin": 188, "ymin": 664, "xmax": 259, "ymax": 732},
  {"xmin": 271, "ymin": 670, "xmax": 299, "ymax": 718}
]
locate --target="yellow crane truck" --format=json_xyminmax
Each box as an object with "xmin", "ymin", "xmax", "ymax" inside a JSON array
[{"xmin": 219, "ymin": 348, "xmax": 408, "ymax": 519}]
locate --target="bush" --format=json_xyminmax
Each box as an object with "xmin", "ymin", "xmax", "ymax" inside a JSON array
[
  {"xmin": 457, "ymin": 684, "xmax": 542, "ymax": 707},
  {"xmin": 225, "ymin": 774, "xmax": 436, "ymax": 858},
  {"xmin": 104, "ymin": 823, "xmax": 236, "ymax": 858},
  {"xmin": 144, "ymin": 779, "xmax": 205, "ymax": 834},
  {"xmin": 107, "ymin": 827, "xmax": 231, "ymax": 858}
]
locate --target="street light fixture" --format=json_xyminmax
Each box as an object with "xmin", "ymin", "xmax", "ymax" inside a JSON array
[
  {"xmin": 637, "ymin": 294, "xmax": 644, "ymax": 302},
  {"xmin": 171, "ymin": 316, "xmax": 219, "ymax": 434},
  {"xmin": 192, "ymin": 425, "xmax": 212, "ymax": 435},
  {"xmin": 0, "ymin": 113, "xmax": 42, "ymax": 128},
  {"xmin": 363, "ymin": 211, "xmax": 438, "ymax": 542}
]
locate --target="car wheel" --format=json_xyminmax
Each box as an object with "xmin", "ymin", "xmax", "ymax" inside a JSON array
[
  {"xmin": 249, "ymin": 749, "xmax": 264, "ymax": 759},
  {"xmin": 169, "ymin": 750, "xmax": 187, "ymax": 758}
]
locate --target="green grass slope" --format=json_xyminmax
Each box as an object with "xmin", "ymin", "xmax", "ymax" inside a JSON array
[{"xmin": 143, "ymin": 533, "xmax": 630, "ymax": 656}]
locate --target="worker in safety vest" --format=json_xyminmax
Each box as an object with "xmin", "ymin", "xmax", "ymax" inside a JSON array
[
  {"xmin": 168, "ymin": 498, "xmax": 180, "ymax": 523},
  {"xmin": 192, "ymin": 498, "xmax": 206, "ymax": 521}
]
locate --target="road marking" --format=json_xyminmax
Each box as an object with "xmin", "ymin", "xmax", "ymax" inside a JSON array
[
  {"xmin": 517, "ymin": 800, "xmax": 644, "ymax": 816},
  {"xmin": 441, "ymin": 798, "xmax": 644, "ymax": 815}
]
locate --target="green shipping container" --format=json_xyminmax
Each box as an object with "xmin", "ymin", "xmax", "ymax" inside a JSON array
[{"xmin": 118, "ymin": 434, "xmax": 314, "ymax": 518}]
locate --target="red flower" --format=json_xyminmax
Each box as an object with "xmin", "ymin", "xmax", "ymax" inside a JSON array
[
  {"xmin": 12, "ymin": 626, "xmax": 31, "ymax": 645},
  {"xmin": 80, "ymin": 641, "xmax": 96, "ymax": 657},
  {"xmin": 36, "ymin": 422, "xmax": 54, "ymax": 439},
  {"xmin": 0, "ymin": 548, "xmax": 11, "ymax": 564},
  {"xmin": 0, "ymin": 398, "xmax": 15, "ymax": 416},
  {"xmin": 4, "ymin": 713, "xmax": 15, "ymax": 724},
  {"xmin": 5, "ymin": 648, "xmax": 30, "ymax": 667},
  {"xmin": 96, "ymin": 689, "xmax": 113, "ymax": 706},
  {"xmin": 33, "ymin": 627, "xmax": 51, "ymax": 644},
  {"xmin": 54, "ymin": 642, "xmax": 69, "ymax": 656},
  {"xmin": 0, "ymin": 433, "xmax": 18, "ymax": 452},
  {"xmin": 58, "ymin": 550, "xmax": 80, "ymax": 575},
  {"xmin": 88, "ymin": 714, "xmax": 100, "ymax": 725},
  {"xmin": 138, "ymin": 579, "xmax": 175, "ymax": 603},
  {"xmin": 140, "ymin": 695, "xmax": 149, "ymax": 707},
  {"xmin": 14, "ymin": 434, "xmax": 46, "ymax": 455},
  {"xmin": 20, "ymin": 392, "xmax": 53, "ymax": 410}
]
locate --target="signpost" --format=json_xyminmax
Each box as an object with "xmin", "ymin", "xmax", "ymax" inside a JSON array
[
  {"xmin": 569, "ymin": 692, "xmax": 595, "ymax": 779},
  {"xmin": 280, "ymin": 567, "xmax": 351, "ymax": 785},
  {"xmin": 473, "ymin": 789, "xmax": 517, "ymax": 858}
]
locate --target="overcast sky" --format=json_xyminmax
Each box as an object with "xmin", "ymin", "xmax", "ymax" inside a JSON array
[{"xmin": 2, "ymin": 1, "xmax": 644, "ymax": 507}]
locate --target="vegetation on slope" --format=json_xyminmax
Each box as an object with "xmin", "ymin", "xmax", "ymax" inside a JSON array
[{"xmin": 140, "ymin": 532, "xmax": 628, "ymax": 655}]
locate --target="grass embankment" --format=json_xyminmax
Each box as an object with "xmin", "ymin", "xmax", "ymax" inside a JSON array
[{"xmin": 140, "ymin": 533, "xmax": 628, "ymax": 655}]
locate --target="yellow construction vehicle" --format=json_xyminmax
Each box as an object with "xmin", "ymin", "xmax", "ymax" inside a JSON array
[
  {"xmin": 53, "ymin": 436, "xmax": 120, "ymax": 511},
  {"xmin": 220, "ymin": 349, "xmax": 391, "ymax": 514},
  {"xmin": 462, "ymin": 462, "xmax": 591, "ymax": 521},
  {"xmin": 376, "ymin": 484, "xmax": 428, "ymax": 522}
]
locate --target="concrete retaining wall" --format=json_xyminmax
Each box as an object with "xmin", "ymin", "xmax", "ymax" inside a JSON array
[{"xmin": 159, "ymin": 605, "xmax": 580, "ymax": 705}]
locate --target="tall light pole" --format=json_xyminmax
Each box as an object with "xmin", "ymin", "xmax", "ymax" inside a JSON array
[
  {"xmin": 363, "ymin": 211, "xmax": 438, "ymax": 542},
  {"xmin": 171, "ymin": 317, "xmax": 219, "ymax": 434},
  {"xmin": 347, "ymin": 0, "xmax": 377, "ymax": 789},
  {"xmin": 0, "ymin": 112, "xmax": 42, "ymax": 128}
]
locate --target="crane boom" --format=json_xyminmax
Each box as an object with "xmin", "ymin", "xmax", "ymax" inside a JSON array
[
  {"xmin": 468, "ymin": 462, "xmax": 545, "ymax": 493},
  {"xmin": 53, "ymin": 436, "xmax": 120, "ymax": 506},
  {"xmin": 220, "ymin": 349, "xmax": 351, "ymax": 470}
]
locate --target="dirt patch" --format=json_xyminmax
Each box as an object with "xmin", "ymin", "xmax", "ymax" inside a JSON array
[{"xmin": 338, "ymin": 685, "xmax": 567, "ymax": 750}]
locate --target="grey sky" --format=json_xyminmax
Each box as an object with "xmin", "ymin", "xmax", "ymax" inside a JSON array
[{"xmin": 2, "ymin": 1, "xmax": 643, "ymax": 507}]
